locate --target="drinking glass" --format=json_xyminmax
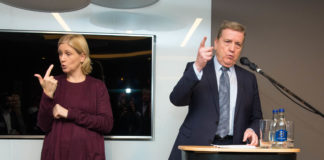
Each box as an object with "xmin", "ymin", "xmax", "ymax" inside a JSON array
[
  {"xmin": 259, "ymin": 119, "xmax": 273, "ymax": 148},
  {"xmin": 286, "ymin": 120, "xmax": 294, "ymax": 148}
]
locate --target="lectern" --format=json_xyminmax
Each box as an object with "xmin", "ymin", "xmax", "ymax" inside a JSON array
[{"xmin": 179, "ymin": 145, "xmax": 300, "ymax": 160}]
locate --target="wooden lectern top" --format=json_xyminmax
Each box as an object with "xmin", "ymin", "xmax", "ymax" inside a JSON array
[{"xmin": 178, "ymin": 145, "xmax": 300, "ymax": 153}]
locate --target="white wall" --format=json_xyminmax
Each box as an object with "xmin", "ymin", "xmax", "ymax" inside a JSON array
[
  {"xmin": 0, "ymin": 0, "xmax": 211, "ymax": 160},
  {"xmin": 212, "ymin": 0, "xmax": 324, "ymax": 160}
]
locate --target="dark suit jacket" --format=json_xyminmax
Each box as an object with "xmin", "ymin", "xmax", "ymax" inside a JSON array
[
  {"xmin": 0, "ymin": 110, "xmax": 21, "ymax": 135},
  {"xmin": 169, "ymin": 59, "xmax": 263, "ymax": 160}
]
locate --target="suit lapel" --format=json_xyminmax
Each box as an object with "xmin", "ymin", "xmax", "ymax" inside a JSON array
[
  {"xmin": 234, "ymin": 65, "xmax": 243, "ymax": 120},
  {"xmin": 204, "ymin": 59, "xmax": 219, "ymax": 115}
]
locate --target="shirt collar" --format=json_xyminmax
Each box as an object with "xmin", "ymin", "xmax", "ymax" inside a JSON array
[{"xmin": 213, "ymin": 56, "xmax": 235, "ymax": 74}]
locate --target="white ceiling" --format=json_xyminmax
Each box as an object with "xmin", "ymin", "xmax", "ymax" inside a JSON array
[{"xmin": 0, "ymin": 0, "xmax": 159, "ymax": 12}]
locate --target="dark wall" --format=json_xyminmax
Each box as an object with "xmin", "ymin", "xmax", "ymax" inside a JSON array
[{"xmin": 212, "ymin": 0, "xmax": 324, "ymax": 160}]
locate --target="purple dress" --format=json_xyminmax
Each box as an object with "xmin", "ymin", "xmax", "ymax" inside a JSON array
[{"xmin": 38, "ymin": 75, "xmax": 113, "ymax": 160}]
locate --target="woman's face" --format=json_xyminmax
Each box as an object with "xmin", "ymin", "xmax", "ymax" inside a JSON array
[{"xmin": 58, "ymin": 43, "xmax": 85, "ymax": 75}]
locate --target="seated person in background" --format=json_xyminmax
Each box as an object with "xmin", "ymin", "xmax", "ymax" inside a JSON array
[
  {"xmin": 0, "ymin": 93, "xmax": 25, "ymax": 135},
  {"xmin": 136, "ymin": 88, "xmax": 151, "ymax": 135}
]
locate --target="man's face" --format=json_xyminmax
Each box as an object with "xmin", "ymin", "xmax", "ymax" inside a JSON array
[{"xmin": 214, "ymin": 29, "xmax": 244, "ymax": 68}]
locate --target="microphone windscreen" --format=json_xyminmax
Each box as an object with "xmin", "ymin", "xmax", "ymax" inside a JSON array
[{"xmin": 240, "ymin": 57, "xmax": 250, "ymax": 65}]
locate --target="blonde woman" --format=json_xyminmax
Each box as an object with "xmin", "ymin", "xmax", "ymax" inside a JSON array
[{"xmin": 35, "ymin": 34, "xmax": 113, "ymax": 160}]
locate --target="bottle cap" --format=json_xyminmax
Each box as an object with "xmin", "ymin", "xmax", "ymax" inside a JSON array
[
  {"xmin": 272, "ymin": 109, "xmax": 278, "ymax": 113},
  {"xmin": 278, "ymin": 108, "xmax": 285, "ymax": 112}
]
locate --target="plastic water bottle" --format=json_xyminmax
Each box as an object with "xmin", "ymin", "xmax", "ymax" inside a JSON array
[
  {"xmin": 271, "ymin": 109, "xmax": 278, "ymax": 147},
  {"xmin": 274, "ymin": 108, "xmax": 287, "ymax": 148}
]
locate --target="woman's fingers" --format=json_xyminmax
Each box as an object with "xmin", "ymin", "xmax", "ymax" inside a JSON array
[
  {"xmin": 34, "ymin": 64, "xmax": 57, "ymax": 98},
  {"xmin": 53, "ymin": 104, "xmax": 68, "ymax": 119},
  {"xmin": 34, "ymin": 74, "xmax": 44, "ymax": 86},
  {"xmin": 44, "ymin": 64, "xmax": 54, "ymax": 78},
  {"xmin": 34, "ymin": 64, "xmax": 54, "ymax": 86}
]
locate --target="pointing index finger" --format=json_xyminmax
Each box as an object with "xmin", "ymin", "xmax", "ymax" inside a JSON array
[
  {"xmin": 44, "ymin": 64, "xmax": 54, "ymax": 78},
  {"xmin": 200, "ymin": 36, "xmax": 207, "ymax": 48}
]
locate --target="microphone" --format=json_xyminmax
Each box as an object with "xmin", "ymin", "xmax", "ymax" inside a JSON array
[{"xmin": 240, "ymin": 57, "xmax": 262, "ymax": 73}]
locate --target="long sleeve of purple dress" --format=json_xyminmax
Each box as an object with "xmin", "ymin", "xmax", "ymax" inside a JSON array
[
  {"xmin": 37, "ymin": 75, "xmax": 113, "ymax": 160},
  {"xmin": 37, "ymin": 93, "xmax": 55, "ymax": 133}
]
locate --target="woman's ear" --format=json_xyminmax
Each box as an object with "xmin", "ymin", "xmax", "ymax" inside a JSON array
[{"xmin": 80, "ymin": 53, "xmax": 86, "ymax": 63}]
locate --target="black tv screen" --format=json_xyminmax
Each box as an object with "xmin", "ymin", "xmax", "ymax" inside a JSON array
[{"xmin": 0, "ymin": 30, "xmax": 155, "ymax": 139}]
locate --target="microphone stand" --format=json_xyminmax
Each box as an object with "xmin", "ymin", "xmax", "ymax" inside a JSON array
[{"xmin": 255, "ymin": 69, "xmax": 324, "ymax": 118}]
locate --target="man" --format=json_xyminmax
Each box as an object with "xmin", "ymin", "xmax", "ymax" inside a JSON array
[
  {"xmin": 169, "ymin": 20, "xmax": 263, "ymax": 160},
  {"xmin": 0, "ymin": 93, "xmax": 25, "ymax": 135}
]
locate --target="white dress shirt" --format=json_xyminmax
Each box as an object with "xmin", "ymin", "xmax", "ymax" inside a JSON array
[{"xmin": 193, "ymin": 56, "xmax": 237, "ymax": 135}]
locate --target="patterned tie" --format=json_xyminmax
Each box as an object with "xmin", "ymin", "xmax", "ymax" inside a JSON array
[{"xmin": 216, "ymin": 66, "xmax": 230, "ymax": 138}]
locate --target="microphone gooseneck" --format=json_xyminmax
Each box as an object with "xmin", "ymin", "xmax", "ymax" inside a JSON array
[{"xmin": 239, "ymin": 56, "xmax": 324, "ymax": 118}]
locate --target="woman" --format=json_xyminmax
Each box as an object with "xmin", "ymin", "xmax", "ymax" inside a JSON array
[{"xmin": 34, "ymin": 34, "xmax": 113, "ymax": 160}]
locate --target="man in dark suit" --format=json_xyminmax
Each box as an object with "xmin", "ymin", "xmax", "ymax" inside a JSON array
[{"xmin": 169, "ymin": 20, "xmax": 263, "ymax": 160}]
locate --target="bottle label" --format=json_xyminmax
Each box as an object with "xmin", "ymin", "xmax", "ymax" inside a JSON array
[{"xmin": 275, "ymin": 129, "xmax": 287, "ymax": 141}]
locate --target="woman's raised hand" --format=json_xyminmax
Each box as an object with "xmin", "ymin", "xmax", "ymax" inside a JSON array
[{"xmin": 34, "ymin": 64, "xmax": 58, "ymax": 99}]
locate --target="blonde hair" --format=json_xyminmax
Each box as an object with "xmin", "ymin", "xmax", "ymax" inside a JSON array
[
  {"xmin": 58, "ymin": 34, "xmax": 92, "ymax": 75},
  {"xmin": 217, "ymin": 20, "xmax": 246, "ymax": 40}
]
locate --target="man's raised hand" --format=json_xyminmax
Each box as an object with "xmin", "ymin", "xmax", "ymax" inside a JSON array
[
  {"xmin": 195, "ymin": 37, "xmax": 214, "ymax": 72},
  {"xmin": 34, "ymin": 64, "xmax": 58, "ymax": 99}
]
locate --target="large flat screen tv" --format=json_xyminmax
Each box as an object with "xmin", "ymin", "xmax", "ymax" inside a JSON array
[{"xmin": 0, "ymin": 30, "xmax": 155, "ymax": 140}]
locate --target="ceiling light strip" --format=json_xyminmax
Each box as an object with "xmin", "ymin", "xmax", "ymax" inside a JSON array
[
  {"xmin": 51, "ymin": 13, "xmax": 71, "ymax": 31},
  {"xmin": 180, "ymin": 18, "xmax": 203, "ymax": 47}
]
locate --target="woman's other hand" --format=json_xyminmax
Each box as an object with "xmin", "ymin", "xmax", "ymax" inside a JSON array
[{"xmin": 53, "ymin": 104, "xmax": 68, "ymax": 119}]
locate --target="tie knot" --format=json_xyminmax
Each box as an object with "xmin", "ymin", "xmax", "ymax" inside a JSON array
[{"xmin": 221, "ymin": 66, "xmax": 229, "ymax": 72}]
